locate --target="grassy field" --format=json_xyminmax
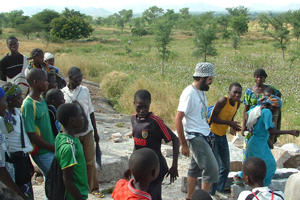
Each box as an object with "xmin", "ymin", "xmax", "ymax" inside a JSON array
[{"xmin": 1, "ymin": 22, "xmax": 300, "ymax": 145}]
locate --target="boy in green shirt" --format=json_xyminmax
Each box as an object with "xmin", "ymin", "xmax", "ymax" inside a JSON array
[
  {"xmin": 56, "ymin": 103, "xmax": 89, "ymax": 200},
  {"xmin": 21, "ymin": 68, "xmax": 55, "ymax": 178}
]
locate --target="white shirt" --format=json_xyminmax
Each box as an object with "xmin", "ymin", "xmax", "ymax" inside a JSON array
[
  {"xmin": 62, "ymin": 85, "xmax": 94, "ymax": 136},
  {"xmin": 0, "ymin": 109, "xmax": 33, "ymax": 153},
  {"xmin": 177, "ymin": 85, "xmax": 210, "ymax": 138},
  {"xmin": 237, "ymin": 187, "xmax": 284, "ymax": 200}
]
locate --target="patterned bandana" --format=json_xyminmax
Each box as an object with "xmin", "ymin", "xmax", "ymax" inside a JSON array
[
  {"xmin": 6, "ymin": 83, "xmax": 22, "ymax": 99},
  {"xmin": 258, "ymin": 95, "xmax": 282, "ymax": 108}
]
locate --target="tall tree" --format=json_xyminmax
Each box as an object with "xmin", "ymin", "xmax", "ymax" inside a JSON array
[
  {"xmin": 266, "ymin": 12, "xmax": 290, "ymax": 61},
  {"xmin": 257, "ymin": 13, "xmax": 269, "ymax": 31},
  {"xmin": 142, "ymin": 6, "xmax": 164, "ymax": 25},
  {"xmin": 32, "ymin": 9, "xmax": 60, "ymax": 32},
  {"xmin": 16, "ymin": 18, "xmax": 43, "ymax": 39},
  {"xmin": 285, "ymin": 10, "xmax": 300, "ymax": 41},
  {"xmin": 154, "ymin": 18, "xmax": 173, "ymax": 75},
  {"xmin": 226, "ymin": 6, "xmax": 249, "ymax": 37}
]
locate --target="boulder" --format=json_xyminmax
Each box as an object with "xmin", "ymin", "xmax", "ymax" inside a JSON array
[
  {"xmin": 284, "ymin": 172, "xmax": 300, "ymax": 200},
  {"xmin": 271, "ymin": 148, "xmax": 291, "ymax": 168},
  {"xmin": 97, "ymin": 153, "xmax": 128, "ymax": 183},
  {"xmin": 228, "ymin": 142, "xmax": 243, "ymax": 171},
  {"xmin": 280, "ymin": 143, "xmax": 300, "ymax": 153}
]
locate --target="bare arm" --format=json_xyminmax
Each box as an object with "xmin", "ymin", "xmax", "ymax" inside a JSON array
[
  {"xmin": 241, "ymin": 104, "xmax": 250, "ymax": 136},
  {"xmin": 269, "ymin": 128, "xmax": 299, "ymax": 137},
  {"xmin": 166, "ymin": 136, "xmax": 179, "ymax": 183},
  {"xmin": 90, "ymin": 112, "xmax": 99, "ymax": 143},
  {"xmin": 175, "ymin": 111, "xmax": 189, "ymax": 157},
  {"xmin": 62, "ymin": 166, "xmax": 85, "ymax": 200},
  {"xmin": 27, "ymin": 132, "xmax": 54, "ymax": 152}
]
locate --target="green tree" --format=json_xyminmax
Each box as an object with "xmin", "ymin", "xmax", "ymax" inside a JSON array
[
  {"xmin": 7, "ymin": 10, "xmax": 29, "ymax": 28},
  {"xmin": 231, "ymin": 34, "xmax": 240, "ymax": 54},
  {"xmin": 226, "ymin": 6, "xmax": 249, "ymax": 37},
  {"xmin": 142, "ymin": 6, "xmax": 164, "ymax": 25},
  {"xmin": 62, "ymin": 8, "xmax": 85, "ymax": 18},
  {"xmin": 266, "ymin": 12, "xmax": 289, "ymax": 61},
  {"xmin": 285, "ymin": 10, "xmax": 300, "ymax": 41},
  {"xmin": 16, "ymin": 18, "xmax": 44, "ymax": 39},
  {"xmin": 50, "ymin": 16, "xmax": 94, "ymax": 40},
  {"xmin": 257, "ymin": 13, "xmax": 269, "ymax": 31},
  {"xmin": 32, "ymin": 9, "xmax": 60, "ymax": 32},
  {"xmin": 154, "ymin": 18, "xmax": 173, "ymax": 75},
  {"xmin": 163, "ymin": 9, "xmax": 179, "ymax": 27},
  {"xmin": 131, "ymin": 17, "xmax": 146, "ymax": 37},
  {"xmin": 179, "ymin": 7, "xmax": 190, "ymax": 19}
]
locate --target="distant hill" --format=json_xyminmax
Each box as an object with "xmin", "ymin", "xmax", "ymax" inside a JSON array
[{"xmin": 16, "ymin": 3, "xmax": 300, "ymax": 17}]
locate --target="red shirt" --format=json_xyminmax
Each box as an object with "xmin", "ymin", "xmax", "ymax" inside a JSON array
[{"xmin": 112, "ymin": 179, "xmax": 152, "ymax": 200}]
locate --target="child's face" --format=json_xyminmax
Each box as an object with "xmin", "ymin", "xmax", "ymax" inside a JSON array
[
  {"xmin": 36, "ymin": 72, "xmax": 49, "ymax": 93},
  {"xmin": 228, "ymin": 86, "xmax": 242, "ymax": 102},
  {"xmin": 53, "ymin": 91, "xmax": 65, "ymax": 108},
  {"xmin": 45, "ymin": 58, "xmax": 55, "ymax": 66},
  {"xmin": 34, "ymin": 53, "xmax": 44, "ymax": 66},
  {"xmin": 7, "ymin": 39, "xmax": 19, "ymax": 54},
  {"xmin": 0, "ymin": 96, "xmax": 8, "ymax": 117},
  {"xmin": 48, "ymin": 75, "xmax": 58, "ymax": 90},
  {"xmin": 134, "ymin": 98, "xmax": 150, "ymax": 119},
  {"xmin": 73, "ymin": 106, "xmax": 84, "ymax": 131},
  {"xmin": 8, "ymin": 92, "xmax": 23, "ymax": 108},
  {"xmin": 69, "ymin": 72, "xmax": 83, "ymax": 88}
]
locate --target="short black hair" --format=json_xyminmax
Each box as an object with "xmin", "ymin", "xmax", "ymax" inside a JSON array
[
  {"xmin": 243, "ymin": 157, "xmax": 267, "ymax": 184},
  {"xmin": 28, "ymin": 48, "xmax": 43, "ymax": 60},
  {"xmin": 254, "ymin": 68, "xmax": 268, "ymax": 78},
  {"xmin": 45, "ymin": 88, "xmax": 63, "ymax": 103},
  {"xmin": 191, "ymin": 189, "xmax": 212, "ymax": 200},
  {"xmin": 56, "ymin": 103, "xmax": 80, "ymax": 127},
  {"xmin": 134, "ymin": 89, "xmax": 151, "ymax": 103},
  {"xmin": 26, "ymin": 68, "xmax": 47, "ymax": 86},
  {"xmin": 229, "ymin": 82, "xmax": 242, "ymax": 91},
  {"xmin": 129, "ymin": 148, "xmax": 159, "ymax": 181},
  {"xmin": 264, "ymin": 87, "xmax": 275, "ymax": 95},
  {"xmin": 6, "ymin": 36, "xmax": 18, "ymax": 44},
  {"xmin": 68, "ymin": 66, "xmax": 82, "ymax": 78}
]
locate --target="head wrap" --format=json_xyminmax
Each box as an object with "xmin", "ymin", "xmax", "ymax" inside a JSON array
[
  {"xmin": 5, "ymin": 83, "xmax": 22, "ymax": 99},
  {"xmin": 44, "ymin": 52, "xmax": 55, "ymax": 61},
  {"xmin": 254, "ymin": 68, "xmax": 268, "ymax": 78},
  {"xmin": 258, "ymin": 95, "xmax": 282, "ymax": 108},
  {"xmin": 0, "ymin": 87, "xmax": 5, "ymax": 98}
]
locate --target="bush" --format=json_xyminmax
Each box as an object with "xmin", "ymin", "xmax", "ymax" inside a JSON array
[{"xmin": 100, "ymin": 71, "xmax": 129, "ymax": 108}]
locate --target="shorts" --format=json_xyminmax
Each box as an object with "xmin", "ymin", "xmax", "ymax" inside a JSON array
[{"xmin": 187, "ymin": 135, "xmax": 219, "ymax": 183}]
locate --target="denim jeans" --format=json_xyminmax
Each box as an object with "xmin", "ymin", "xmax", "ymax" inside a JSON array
[
  {"xmin": 31, "ymin": 151, "xmax": 54, "ymax": 177},
  {"xmin": 210, "ymin": 134, "xmax": 230, "ymax": 195}
]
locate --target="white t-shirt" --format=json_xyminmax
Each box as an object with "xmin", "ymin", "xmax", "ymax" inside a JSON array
[
  {"xmin": 237, "ymin": 187, "xmax": 284, "ymax": 200},
  {"xmin": 0, "ymin": 109, "xmax": 33, "ymax": 153},
  {"xmin": 62, "ymin": 85, "xmax": 94, "ymax": 136},
  {"xmin": 177, "ymin": 85, "xmax": 210, "ymax": 139}
]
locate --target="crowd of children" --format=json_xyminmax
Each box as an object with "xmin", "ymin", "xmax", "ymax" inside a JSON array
[{"xmin": 0, "ymin": 36, "xmax": 299, "ymax": 200}]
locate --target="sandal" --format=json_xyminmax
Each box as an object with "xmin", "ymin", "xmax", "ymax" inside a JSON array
[{"xmin": 92, "ymin": 190, "xmax": 105, "ymax": 198}]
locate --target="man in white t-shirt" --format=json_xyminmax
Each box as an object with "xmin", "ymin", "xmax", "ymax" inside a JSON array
[
  {"xmin": 175, "ymin": 62, "xmax": 219, "ymax": 199},
  {"xmin": 237, "ymin": 157, "xmax": 284, "ymax": 200}
]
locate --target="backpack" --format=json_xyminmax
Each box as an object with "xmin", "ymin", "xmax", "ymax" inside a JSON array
[
  {"xmin": 45, "ymin": 157, "xmax": 66, "ymax": 200},
  {"xmin": 63, "ymin": 86, "xmax": 89, "ymax": 133}
]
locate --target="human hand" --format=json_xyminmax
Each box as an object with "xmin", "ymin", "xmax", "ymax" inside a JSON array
[
  {"xmin": 241, "ymin": 126, "xmax": 246, "ymax": 136},
  {"xmin": 230, "ymin": 121, "xmax": 242, "ymax": 131},
  {"xmin": 290, "ymin": 130, "xmax": 299, "ymax": 137},
  {"xmin": 181, "ymin": 144, "xmax": 190, "ymax": 157},
  {"xmin": 166, "ymin": 165, "xmax": 179, "ymax": 184},
  {"xmin": 229, "ymin": 127, "xmax": 236, "ymax": 136},
  {"xmin": 94, "ymin": 130, "xmax": 100, "ymax": 143}
]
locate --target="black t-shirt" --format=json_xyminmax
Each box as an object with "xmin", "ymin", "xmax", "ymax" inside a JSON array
[
  {"xmin": 131, "ymin": 112, "xmax": 176, "ymax": 175},
  {"xmin": 0, "ymin": 53, "xmax": 24, "ymax": 81},
  {"xmin": 48, "ymin": 105, "xmax": 58, "ymax": 137}
]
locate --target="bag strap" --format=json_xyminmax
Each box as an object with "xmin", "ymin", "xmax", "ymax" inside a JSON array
[
  {"xmin": 269, "ymin": 191, "xmax": 284, "ymax": 200},
  {"xmin": 19, "ymin": 115, "xmax": 25, "ymax": 148},
  {"xmin": 245, "ymin": 190, "xmax": 260, "ymax": 200},
  {"xmin": 63, "ymin": 85, "xmax": 82, "ymax": 101}
]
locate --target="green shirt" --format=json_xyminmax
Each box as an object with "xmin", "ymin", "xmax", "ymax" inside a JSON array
[
  {"xmin": 55, "ymin": 133, "xmax": 88, "ymax": 200},
  {"xmin": 21, "ymin": 96, "xmax": 55, "ymax": 156}
]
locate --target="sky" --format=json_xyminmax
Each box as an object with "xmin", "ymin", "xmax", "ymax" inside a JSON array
[{"xmin": 0, "ymin": 0, "xmax": 297, "ymax": 13}]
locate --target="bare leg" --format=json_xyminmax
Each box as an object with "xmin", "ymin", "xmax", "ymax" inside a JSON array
[
  {"xmin": 202, "ymin": 182, "xmax": 212, "ymax": 193},
  {"xmin": 187, "ymin": 176, "xmax": 197, "ymax": 199}
]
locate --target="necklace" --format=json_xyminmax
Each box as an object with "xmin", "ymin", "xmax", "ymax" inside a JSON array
[{"xmin": 192, "ymin": 83, "xmax": 208, "ymax": 121}]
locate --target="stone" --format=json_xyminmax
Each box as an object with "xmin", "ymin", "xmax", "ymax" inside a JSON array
[
  {"xmin": 284, "ymin": 172, "xmax": 300, "ymax": 200},
  {"xmin": 228, "ymin": 142, "xmax": 243, "ymax": 172},
  {"xmin": 162, "ymin": 145, "xmax": 173, "ymax": 157},
  {"xmin": 97, "ymin": 153, "xmax": 128, "ymax": 183},
  {"xmin": 231, "ymin": 134, "xmax": 244, "ymax": 149},
  {"xmin": 0, "ymin": 182, "xmax": 23, "ymax": 200},
  {"xmin": 283, "ymin": 154, "xmax": 300, "ymax": 168},
  {"xmin": 280, "ymin": 143, "xmax": 300, "ymax": 153},
  {"xmin": 271, "ymin": 148, "xmax": 291, "ymax": 168},
  {"xmin": 111, "ymin": 132, "xmax": 122, "ymax": 139},
  {"xmin": 230, "ymin": 161, "xmax": 242, "ymax": 172},
  {"xmin": 113, "ymin": 137, "xmax": 123, "ymax": 143}
]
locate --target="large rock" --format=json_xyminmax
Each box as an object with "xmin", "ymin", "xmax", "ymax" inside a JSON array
[
  {"xmin": 280, "ymin": 143, "xmax": 300, "ymax": 153},
  {"xmin": 228, "ymin": 142, "xmax": 243, "ymax": 171},
  {"xmin": 272, "ymin": 148, "xmax": 300, "ymax": 169},
  {"xmin": 97, "ymin": 153, "xmax": 128, "ymax": 183},
  {"xmin": 284, "ymin": 172, "xmax": 300, "ymax": 200},
  {"xmin": 0, "ymin": 182, "xmax": 23, "ymax": 200}
]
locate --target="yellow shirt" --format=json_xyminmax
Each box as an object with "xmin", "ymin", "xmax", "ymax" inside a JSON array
[{"xmin": 210, "ymin": 96, "xmax": 238, "ymax": 136}]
